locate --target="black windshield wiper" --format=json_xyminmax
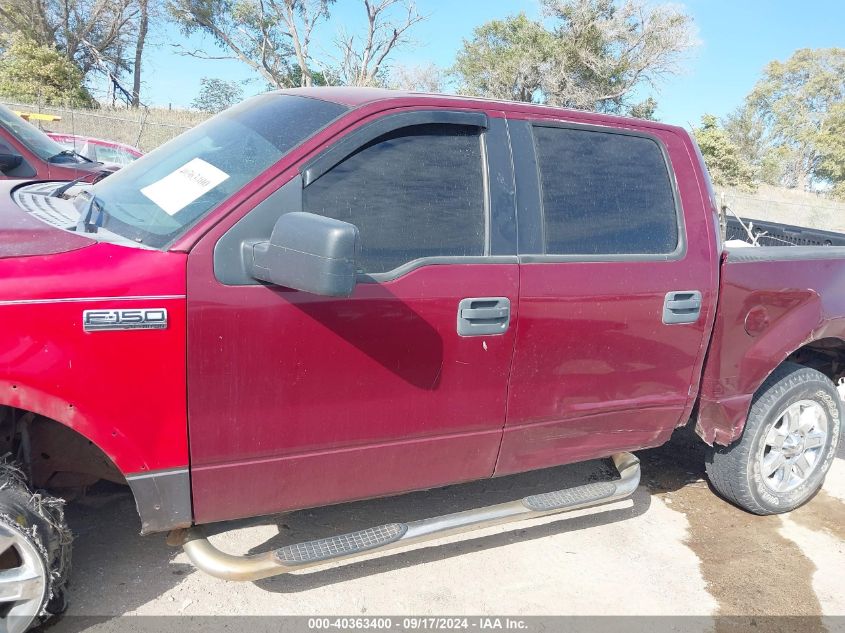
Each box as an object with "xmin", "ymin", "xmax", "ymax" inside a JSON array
[
  {"xmin": 50, "ymin": 169, "xmax": 113, "ymax": 198},
  {"xmin": 74, "ymin": 190, "xmax": 111, "ymax": 233},
  {"xmin": 49, "ymin": 149, "xmax": 75, "ymax": 161},
  {"xmin": 49, "ymin": 148, "xmax": 93, "ymax": 163},
  {"xmin": 51, "ymin": 173, "xmax": 92, "ymax": 198}
]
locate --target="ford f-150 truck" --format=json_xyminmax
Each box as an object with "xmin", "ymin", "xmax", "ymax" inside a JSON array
[{"xmin": 0, "ymin": 88, "xmax": 843, "ymax": 631}]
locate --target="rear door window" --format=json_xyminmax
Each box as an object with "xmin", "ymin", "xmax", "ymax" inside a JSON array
[{"xmin": 532, "ymin": 125, "xmax": 679, "ymax": 256}]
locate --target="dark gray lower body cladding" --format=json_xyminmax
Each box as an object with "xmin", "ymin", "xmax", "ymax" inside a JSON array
[
  {"xmin": 126, "ymin": 467, "xmax": 192, "ymax": 534},
  {"xmin": 175, "ymin": 452, "xmax": 640, "ymax": 582}
]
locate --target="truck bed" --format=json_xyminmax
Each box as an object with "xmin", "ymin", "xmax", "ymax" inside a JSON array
[
  {"xmin": 697, "ymin": 226, "xmax": 845, "ymax": 444},
  {"xmin": 726, "ymin": 216, "xmax": 845, "ymax": 247}
]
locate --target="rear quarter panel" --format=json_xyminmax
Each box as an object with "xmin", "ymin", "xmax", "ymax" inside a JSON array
[{"xmin": 697, "ymin": 247, "xmax": 845, "ymax": 444}]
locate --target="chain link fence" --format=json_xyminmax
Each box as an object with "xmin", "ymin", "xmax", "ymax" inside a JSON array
[{"xmin": 0, "ymin": 99, "xmax": 209, "ymax": 152}]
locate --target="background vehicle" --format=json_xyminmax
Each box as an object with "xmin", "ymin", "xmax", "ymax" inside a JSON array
[
  {"xmin": 47, "ymin": 133, "xmax": 143, "ymax": 166},
  {"xmin": 0, "ymin": 104, "xmax": 112, "ymax": 182},
  {"xmin": 0, "ymin": 88, "xmax": 843, "ymax": 631}
]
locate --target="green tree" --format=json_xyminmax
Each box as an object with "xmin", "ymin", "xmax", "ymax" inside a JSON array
[
  {"xmin": 693, "ymin": 115, "xmax": 756, "ymax": 190},
  {"xmin": 0, "ymin": 0, "xmax": 146, "ymax": 97},
  {"xmin": 736, "ymin": 48, "xmax": 845, "ymax": 190},
  {"xmin": 816, "ymin": 102, "xmax": 845, "ymax": 199},
  {"xmin": 452, "ymin": 0, "xmax": 696, "ymax": 116},
  {"xmin": 0, "ymin": 32, "xmax": 93, "ymax": 106},
  {"xmin": 453, "ymin": 14, "xmax": 554, "ymax": 103},
  {"xmin": 627, "ymin": 97, "xmax": 658, "ymax": 121},
  {"xmin": 542, "ymin": 0, "xmax": 695, "ymax": 113},
  {"xmin": 191, "ymin": 77, "xmax": 246, "ymax": 113},
  {"xmin": 169, "ymin": 0, "xmax": 424, "ymax": 89}
]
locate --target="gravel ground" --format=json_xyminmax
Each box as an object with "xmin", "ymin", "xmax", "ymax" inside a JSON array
[{"xmin": 40, "ymin": 431, "xmax": 845, "ymax": 631}]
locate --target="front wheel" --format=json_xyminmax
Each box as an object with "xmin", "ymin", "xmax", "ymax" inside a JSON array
[
  {"xmin": 0, "ymin": 464, "xmax": 71, "ymax": 633},
  {"xmin": 705, "ymin": 362, "xmax": 843, "ymax": 515}
]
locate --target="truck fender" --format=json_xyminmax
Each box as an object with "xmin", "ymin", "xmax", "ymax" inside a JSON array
[{"xmin": 0, "ymin": 379, "xmax": 191, "ymax": 534}]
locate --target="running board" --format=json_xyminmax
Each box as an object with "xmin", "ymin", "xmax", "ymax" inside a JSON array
[{"xmin": 173, "ymin": 452, "xmax": 640, "ymax": 581}]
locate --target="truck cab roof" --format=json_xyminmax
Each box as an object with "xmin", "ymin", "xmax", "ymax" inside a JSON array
[{"xmin": 273, "ymin": 86, "xmax": 688, "ymax": 134}]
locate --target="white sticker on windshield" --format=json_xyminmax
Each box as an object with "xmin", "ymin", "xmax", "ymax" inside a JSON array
[{"xmin": 140, "ymin": 158, "xmax": 229, "ymax": 216}]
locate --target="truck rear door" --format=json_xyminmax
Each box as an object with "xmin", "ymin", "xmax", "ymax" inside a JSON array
[{"xmin": 496, "ymin": 115, "xmax": 719, "ymax": 475}]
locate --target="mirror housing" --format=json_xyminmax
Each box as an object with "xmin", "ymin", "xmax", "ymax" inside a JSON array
[
  {"xmin": 248, "ymin": 212, "xmax": 360, "ymax": 297},
  {"xmin": 0, "ymin": 152, "xmax": 22, "ymax": 173}
]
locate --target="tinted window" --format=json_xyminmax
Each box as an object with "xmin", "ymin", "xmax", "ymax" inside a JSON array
[
  {"xmin": 303, "ymin": 123, "xmax": 486, "ymax": 273},
  {"xmin": 533, "ymin": 126, "xmax": 678, "ymax": 255}
]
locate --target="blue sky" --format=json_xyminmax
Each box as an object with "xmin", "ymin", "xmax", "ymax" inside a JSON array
[{"xmin": 141, "ymin": 0, "xmax": 845, "ymax": 127}]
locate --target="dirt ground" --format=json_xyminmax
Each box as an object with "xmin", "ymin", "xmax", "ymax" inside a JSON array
[{"xmin": 39, "ymin": 431, "xmax": 845, "ymax": 631}]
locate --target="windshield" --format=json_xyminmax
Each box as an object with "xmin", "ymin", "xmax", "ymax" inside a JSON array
[
  {"xmin": 0, "ymin": 104, "xmax": 81, "ymax": 162},
  {"xmin": 78, "ymin": 93, "xmax": 349, "ymax": 248}
]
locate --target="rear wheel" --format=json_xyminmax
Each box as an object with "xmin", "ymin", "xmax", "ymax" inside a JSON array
[
  {"xmin": 0, "ymin": 464, "xmax": 71, "ymax": 632},
  {"xmin": 706, "ymin": 363, "xmax": 843, "ymax": 514}
]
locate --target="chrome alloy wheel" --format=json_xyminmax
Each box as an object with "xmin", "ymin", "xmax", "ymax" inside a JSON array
[
  {"xmin": 0, "ymin": 523, "xmax": 47, "ymax": 633},
  {"xmin": 759, "ymin": 399, "xmax": 829, "ymax": 493}
]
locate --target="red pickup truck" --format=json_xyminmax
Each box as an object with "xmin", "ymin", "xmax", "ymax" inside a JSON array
[
  {"xmin": 0, "ymin": 104, "xmax": 110, "ymax": 183},
  {"xmin": 0, "ymin": 88, "xmax": 843, "ymax": 630}
]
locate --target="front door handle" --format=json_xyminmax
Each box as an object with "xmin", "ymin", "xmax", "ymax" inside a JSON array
[
  {"xmin": 457, "ymin": 297, "xmax": 511, "ymax": 336},
  {"xmin": 663, "ymin": 291, "xmax": 702, "ymax": 324}
]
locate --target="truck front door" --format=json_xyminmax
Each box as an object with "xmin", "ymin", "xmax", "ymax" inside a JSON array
[
  {"xmin": 187, "ymin": 109, "xmax": 520, "ymax": 524},
  {"xmin": 0, "ymin": 133, "xmax": 37, "ymax": 180}
]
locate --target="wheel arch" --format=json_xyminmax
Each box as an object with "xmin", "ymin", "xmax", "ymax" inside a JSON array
[
  {"xmin": 0, "ymin": 378, "xmax": 140, "ymax": 473},
  {"xmin": 0, "ymin": 385, "xmax": 192, "ymax": 534},
  {"xmin": 784, "ymin": 336, "xmax": 845, "ymax": 385},
  {"xmin": 697, "ymin": 331, "xmax": 845, "ymax": 446}
]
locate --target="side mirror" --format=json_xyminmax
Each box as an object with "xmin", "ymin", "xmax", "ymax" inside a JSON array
[
  {"xmin": 247, "ymin": 212, "xmax": 360, "ymax": 297},
  {"xmin": 0, "ymin": 152, "xmax": 22, "ymax": 173}
]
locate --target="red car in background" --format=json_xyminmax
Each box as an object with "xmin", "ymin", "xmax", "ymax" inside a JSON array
[
  {"xmin": 48, "ymin": 133, "xmax": 143, "ymax": 166},
  {"xmin": 0, "ymin": 104, "xmax": 112, "ymax": 181}
]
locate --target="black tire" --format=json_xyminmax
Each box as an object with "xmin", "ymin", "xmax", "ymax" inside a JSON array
[
  {"xmin": 0, "ymin": 463, "xmax": 72, "ymax": 632},
  {"xmin": 705, "ymin": 362, "xmax": 843, "ymax": 515}
]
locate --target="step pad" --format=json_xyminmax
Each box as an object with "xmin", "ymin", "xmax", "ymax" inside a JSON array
[
  {"xmin": 275, "ymin": 522, "xmax": 408, "ymax": 565},
  {"xmin": 522, "ymin": 481, "xmax": 617, "ymax": 512}
]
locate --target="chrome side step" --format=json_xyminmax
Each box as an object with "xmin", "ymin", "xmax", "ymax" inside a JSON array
[{"xmin": 173, "ymin": 452, "xmax": 640, "ymax": 581}]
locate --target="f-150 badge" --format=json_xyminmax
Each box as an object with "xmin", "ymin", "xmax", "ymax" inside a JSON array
[{"xmin": 83, "ymin": 308, "xmax": 168, "ymax": 332}]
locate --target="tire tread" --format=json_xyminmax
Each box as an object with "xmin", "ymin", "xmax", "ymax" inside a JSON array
[{"xmin": 705, "ymin": 362, "xmax": 841, "ymax": 515}]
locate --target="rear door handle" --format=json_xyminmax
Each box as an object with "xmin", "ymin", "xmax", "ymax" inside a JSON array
[
  {"xmin": 663, "ymin": 291, "xmax": 702, "ymax": 325},
  {"xmin": 457, "ymin": 297, "xmax": 511, "ymax": 336},
  {"xmin": 460, "ymin": 306, "xmax": 509, "ymax": 320}
]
